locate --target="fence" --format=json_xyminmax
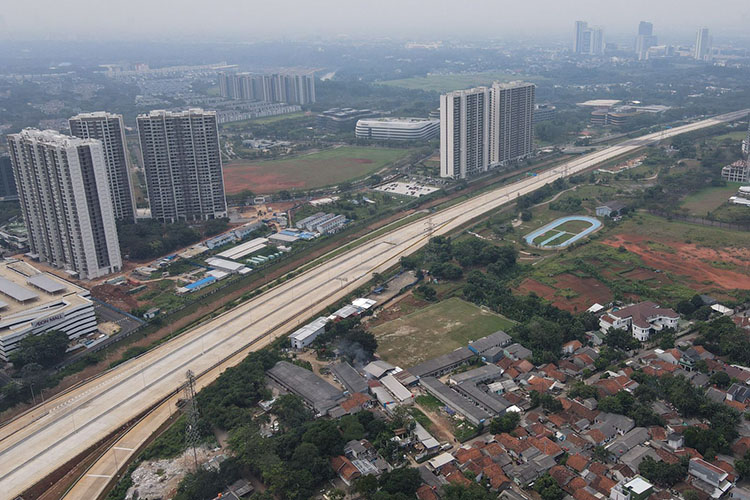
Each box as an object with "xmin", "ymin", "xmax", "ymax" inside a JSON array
[{"xmin": 647, "ymin": 210, "xmax": 750, "ymax": 232}]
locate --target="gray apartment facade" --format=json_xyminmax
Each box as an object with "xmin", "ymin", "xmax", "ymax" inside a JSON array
[
  {"xmin": 440, "ymin": 82, "xmax": 535, "ymax": 179},
  {"xmin": 69, "ymin": 112, "xmax": 136, "ymax": 221},
  {"xmin": 137, "ymin": 109, "xmax": 227, "ymax": 223},
  {"xmin": 6, "ymin": 129, "xmax": 122, "ymax": 279},
  {"xmin": 219, "ymin": 72, "xmax": 316, "ymax": 105}
]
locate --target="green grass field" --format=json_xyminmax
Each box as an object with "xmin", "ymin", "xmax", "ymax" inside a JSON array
[
  {"xmin": 379, "ymin": 72, "xmax": 545, "ymax": 92},
  {"xmin": 681, "ymin": 182, "xmax": 742, "ymax": 215},
  {"xmin": 371, "ymin": 297, "xmax": 515, "ymax": 368},
  {"xmin": 223, "ymin": 146, "xmax": 413, "ymax": 193},
  {"xmin": 221, "ymin": 112, "xmax": 307, "ymax": 128}
]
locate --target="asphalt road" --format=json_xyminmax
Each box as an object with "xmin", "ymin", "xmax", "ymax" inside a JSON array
[{"xmin": 0, "ymin": 109, "xmax": 746, "ymax": 500}]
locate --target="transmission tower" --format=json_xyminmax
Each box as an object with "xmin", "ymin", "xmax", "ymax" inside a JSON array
[
  {"xmin": 743, "ymin": 113, "xmax": 750, "ymax": 166},
  {"xmin": 181, "ymin": 370, "xmax": 201, "ymax": 471}
]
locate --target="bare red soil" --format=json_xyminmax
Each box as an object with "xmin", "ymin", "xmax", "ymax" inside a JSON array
[
  {"xmin": 602, "ymin": 233, "xmax": 750, "ymax": 291},
  {"xmin": 515, "ymin": 274, "xmax": 612, "ymax": 313}
]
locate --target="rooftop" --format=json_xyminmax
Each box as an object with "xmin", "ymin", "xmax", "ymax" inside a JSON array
[
  {"xmin": 0, "ymin": 260, "xmax": 89, "ymax": 321},
  {"xmin": 267, "ymin": 361, "xmax": 344, "ymax": 414}
]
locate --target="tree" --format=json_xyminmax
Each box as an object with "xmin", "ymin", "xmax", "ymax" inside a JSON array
[
  {"xmin": 592, "ymin": 445, "xmax": 611, "ymax": 463},
  {"xmin": 604, "ymin": 328, "xmax": 639, "ymax": 351},
  {"xmin": 378, "ymin": 468, "xmax": 421, "ymax": 496},
  {"xmin": 489, "ymin": 411, "xmax": 520, "ymax": 434},
  {"xmin": 521, "ymin": 210, "xmax": 532, "ymax": 221},
  {"xmin": 534, "ymin": 474, "xmax": 565, "ymax": 500},
  {"xmin": 416, "ymin": 285, "xmax": 437, "ymax": 301},
  {"xmin": 273, "ymin": 394, "xmax": 313, "ymax": 429},
  {"xmin": 638, "ymin": 456, "xmax": 688, "ymax": 487},
  {"xmin": 10, "ymin": 330, "xmax": 69, "ymax": 369},
  {"xmin": 710, "ymin": 371, "xmax": 731, "ymax": 389},
  {"xmin": 354, "ymin": 475, "xmax": 380, "ymax": 498}
]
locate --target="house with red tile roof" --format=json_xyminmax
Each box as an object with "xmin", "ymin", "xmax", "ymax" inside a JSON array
[
  {"xmin": 572, "ymin": 353, "xmax": 595, "ymax": 368},
  {"xmin": 455, "ymin": 447, "xmax": 483, "ymax": 465},
  {"xmin": 483, "ymin": 463, "xmax": 512, "ymax": 491},
  {"xmin": 549, "ymin": 465, "xmax": 576, "ymax": 487},
  {"xmin": 331, "ymin": 455, "xmax": 361, "ymax": 485},
  {"xmin": 530, "ymin": 436, "xmax": 564, "ymax": 458},
  {"xmin": 591, "ymin": 474, "xmax": 617, "ymax": 495},
  {"xmin": 566, "ymin": 453, "xmax": 589, "ymax": 472},
  {"xmin": 733, "ymin": 437, "xmax": 750, "ymax": 457},
  {"xmin": 515, "ymin": 359, "xmax": 535, "ymax": 373},
  {"xmin": 585, "ymin": 428, "xmax": 608, "ymax": 445},
  {"xmin": 648, "ymin": 426, "xmax": 667, "ymax": 441},
  {"xmin": 547, "ymin": 414, "xmax": 566, "ymax": 428},
  {"xmin": 566, "ymin": 477, "xmax": 588, "ymax": 495},
  {"xmin": 496, "ymin": 433, "xmax": 531, "ymax": 456},
  {"xmin": 445, "ymin": 470, "xmax": 472, "ymax": 486},
  {"xmin": 573, "ymin": 487, "xmax": 601, "ymax": 500},
  {"xmin": 563, "ymin": 340, "xmax": 583, "ymax": 354},
  {"xmin": 416, "ymin": 485, "xmax": 439, "ymax": 500}
]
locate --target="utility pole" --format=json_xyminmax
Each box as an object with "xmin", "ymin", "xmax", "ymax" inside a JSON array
[{"xmin": 181, "ymin": 370, "xmax": 201, "ymax": 471}]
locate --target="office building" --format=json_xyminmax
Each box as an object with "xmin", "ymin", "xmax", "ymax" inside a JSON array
[
  {"xmin": 0, "ymin": 155, "xmax": 18, "ymax": 200},
  {"xmin": 695, "ymin": 27, "xmax": 711, "ymax": 61},
  {"xmin": 136, "ymin": 109, "xmax": 227, "ymax": 223},
  {"xmin": 574, "ymin": 21, "xmax": 604, "ymax": 55},
  {"xmin": 490, "ymin": 82, "xmax": 535, "ymax": 165},
  {"xmin": 318, "ymin": 108, "xmax": 378, "ymax": 132},
  {"xmin": 440, "ymin": 86, "xmax": 491, "ymax": 179},
  {"xmin": 635, "ymin": 23, "xmax": 658, "ymax": 61},
  {"xmin": 355, "ymin": 117, "xmax": 439, "ymax": 141},
  {"xmin": 69, "ymin": 112, "xmax": 136, "ymax": 221},
  {"xmin": 7, "ymin": 129, "xmax": 122, "ymax": 280},
  {"xmin": 574, "ymin": 21, "xmax": 589, "ymax": 53},
  {"xmin": 533, "ymin": 104, "xmax": 556, "ymax": 123},
  {"xmin": 219, "ymin": 72, "xmax": 316, "ymax": 105},
  {"xmin": 440, "ymin": 82, "xmax": 535, "ymax": 179},
  {"xmin": 0, "ymin": 259, "xmax": 97, "ymax": 361}
]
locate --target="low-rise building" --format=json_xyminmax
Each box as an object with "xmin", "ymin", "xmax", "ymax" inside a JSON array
[
  {"xmin": 289, "ymin": 317, "xmax": 329, "ymax": 349},
  {"xmin": 722, "ymin": 160, "xmax": 750, "ymax": 183},
  {"xmin": 267, "ymin": 361, "xmax": 345, "ymax": 416},
  {"xmin": 0, "ymin": 260, "xmax": 98, "ymax": 361},
  {"xmin": 596, "ymin": 201, "xmax": 627, "ymax": 217},
  {"xmin": 355, "ymin": 117, "xmax": 439, "ymax": 141},
  {"xmin": 610, "ymin": 476, "xmax": 654, "ymax": 500},
  {"xmin": 689, "ymin": 458, "xmax": 733, "ymax": 499},
  {"xmin": 599, "ymin": 302, "xmax": 679, "ymax": 341}
]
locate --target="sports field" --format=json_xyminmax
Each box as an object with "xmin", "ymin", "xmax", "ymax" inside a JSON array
[
  {"xmin": 681, "ymin": 182, "xmax": 742, "ymax": 215},
  {"xmin": 379, "ymin": 72, "xmax": 545, "ymax": 92},
  {"xmin": 371, "ymin": 297, "xmax": 515, "ymax": 368},
  {"xmin": 223, "ymin": 146, "xmax": 412, "ymax": 193}
]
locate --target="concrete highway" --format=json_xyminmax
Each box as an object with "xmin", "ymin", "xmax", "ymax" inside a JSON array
[{"xmin": 0, "ymin": 109, "xmax": 746, "ymax": 499}]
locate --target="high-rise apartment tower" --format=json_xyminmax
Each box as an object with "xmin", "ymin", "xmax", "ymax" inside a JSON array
[
  {"xmin": 6, "ymin": 129, "xmax": 122, "ymax": 279},
  {"xmin": 137, "ymin": 109, "xmax": 227, "ymax": 223},
  {"xmin": 69, "ymin": 112, "xmax": 136, "ymax": 221},
  {"xmin": 440, "ymin": 82, "xmax": 535, "ymax": 179}
]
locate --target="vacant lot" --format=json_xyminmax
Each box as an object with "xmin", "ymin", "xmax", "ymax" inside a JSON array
[
  {"xmin": 379, "ymin": 72, "xmax": 545, "ymax": 92},
  {"xmin": 223, "ymin": 146, "xmax": 412, "ymax": 193},
  {"xmin": 371, "ymin": 297, "xmax": 515, "ymax": 368},
  {"xmin": 681, "ymin": 182, "xmax": 742, "ymax": 215}
]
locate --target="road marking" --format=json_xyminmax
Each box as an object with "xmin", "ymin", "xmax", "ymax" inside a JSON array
[{"xmin": 85, "ymin": 474, "xmax": 111, "ymax": 479}]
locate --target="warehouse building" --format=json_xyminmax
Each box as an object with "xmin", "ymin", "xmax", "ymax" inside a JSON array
[
  {"xmin": 420, "ymin": 377, "xmax": 492, "ymax": 426},
  {"xmin": 408, "ymin": 347, "xmax": 475, "ymax": 378},
  {"xmin": 381, "ymin": 374, "xmax": 414, "ymax": 404},
  {"xmin": 289, "ymin": 317, "xmax": 329, "ymax": 349},
  {"xmin": 0, "ymin": 260, "xmax": 97, "ymax": 361},
  {"xmin": 267, "ymin": 361, "xmax": 345, "ymax": 416},
  {"xmin": 355, "ymin": 117, "xmax": 439, "ymax": 141},
  {"xmin": 468, "ymin": 330, "xmax": 511, "ymax": 354},
  {"xmin": 330, "ymin": 361, "xmax": 369, "ymax": 394}
]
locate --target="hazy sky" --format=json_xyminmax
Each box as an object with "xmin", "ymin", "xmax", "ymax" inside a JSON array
[{"xmin": 2, "ymin": 0, "xmax": 750, "ymax": 42}]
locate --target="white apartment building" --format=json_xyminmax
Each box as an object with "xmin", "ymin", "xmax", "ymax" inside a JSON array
[
  {"xmin": 355, "ymin": 117, "xmax": 439, "ymax": 141},
  {"xmin": 440, "ymin": 82, "xmax": 535, "ymax": 179},
  {"xmin": 440, "ymin": 87, "xmax": 491, "ymax": 179},
  {"xmin": 137, "ymin": 109, "xmax": 227, "ymax": 223},
  {"xmin": 0, "ymin": 260, "xmax": 98, "ymax": 361},
  {"xmin": 7, "ymin": 129, "xmax": 122, "ymax": 280},
  {"xmin": 599, "ymin": 301, "xmax": 679, "ymax": 341},
  {"xmin": 69, "ymin": 112, "xmax": 137, "ymax": 221}
]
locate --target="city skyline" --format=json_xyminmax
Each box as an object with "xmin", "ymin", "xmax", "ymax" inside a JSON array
[{"xmin": 1, "ymin": 0, "xmax": 749, "ymax": 41}]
